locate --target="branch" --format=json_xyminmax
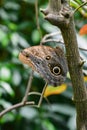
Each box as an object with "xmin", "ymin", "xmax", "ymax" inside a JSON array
[
  {"xmin": 0, "ymin": 70, "xmax": 34, "ymax": 118},
  {"xmin": 0, "ymin": 101, "xmax": 34, "ymax": 118},
  {"xmin": 79, "ymin": 47, "xmax": 87, "ymax": 51},
  {"xmin": 41, "ymin": 0, "xmax": 87, "ymax": 129},
  {"xmin": 73, "ymin": 1, "xmax": 87, "ymax": 15},
  {"xmin": 22, "ymin": 70, "xmax": 34, "ymax": 103},
  {"xmin": 35, "ymin": 0, "xmax": 42, "ymax": 39},
  {"xmin": 37, "ymin": 82, "xmax": 48, "ymax": 107},
  {"xmin": 0, "ymin": 70, "xmax": 49, "ymax": 117},
  {"xmin": 28, "ymin": 91, "xmax": 50, "ymax": 105},
  {"xmin": 40, "ymin": 32, "xmax": 87, "ymax": 52},
  {"xmin": 40, "ymin": 32, "xmax": 63, "ymax": 45}
]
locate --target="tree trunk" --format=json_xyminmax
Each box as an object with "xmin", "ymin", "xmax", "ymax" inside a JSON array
[{"xmin": 41, "ymin": 0, "xmax": 87, "ymax": 129}]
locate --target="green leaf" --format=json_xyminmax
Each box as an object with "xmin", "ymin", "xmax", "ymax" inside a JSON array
[
  {"xmin": 23, "ymin": 0, "xmax": 35, "ymax": 4},
  {"xmin": 42, "ymin": 120, "xmax": 56, "ymax": 130},
  {"xmin": 0, "ymin": 112, "xmax": 15, "ymax": 123},
  {"xmin": 8, "ymin": 23, "xmax": 17, "ymax": 31},
  {"xmin": 20, "ymin": 107, "xmax": 38, "ymax": 120},
  {"xmin": 0, "ymin": 81, "xmax": 15, "ymax": 97},
  {"xmin": 32, "ymin": 30, "xmax": 40, "ymax": 43},
  {"xmin": 5, "ymin": 1, "xmax": 20, "ymax": 10},
  {"xmin": 0, "ymin": 67, "xmax": 11, "ymax": 81},
  {"xmin": 0, "ymin": 29, "xmax": 9, "ymax": 47},
  {"xmin": 11, "ymin": 33, "xmax": 29, "ymax": 47},
  {"xmin": 0, "ymin": 99, "xmax": 12, "ymax": 108}
]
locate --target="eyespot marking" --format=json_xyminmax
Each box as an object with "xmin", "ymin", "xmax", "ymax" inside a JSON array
[
  {"xmin": 46, "ymin": 55, "xmax": 51, "ymax": 60},
  {"xmin": 52, "ymin": 66, "xmax": 61, "ymax": 75}
]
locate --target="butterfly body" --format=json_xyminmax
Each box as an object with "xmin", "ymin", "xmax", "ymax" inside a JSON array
[{"xmin": 19, "ymin": 45, "xmax": 67, "ymax": 86}]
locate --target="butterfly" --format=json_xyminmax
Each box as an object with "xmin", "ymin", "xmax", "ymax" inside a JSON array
[{"xmin": 19, "ymin": 45, "xmax": 67, "ymax": 86}]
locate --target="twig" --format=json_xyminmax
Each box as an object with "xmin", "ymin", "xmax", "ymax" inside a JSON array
[
  {"xmin": 73, "ymin": 1, "xmax": 87, "ymax": 14},
  {"xmin": 40, "ymin": 32, "xmax": 87, "ymax": 51},
  {"xmin": 22, "ymin": 70, "xmax": 34, "ymax": 103},
  {"xmin": 79, "ymin": 47, "xmax": 87, "ymax": 51},
  {"xmin": 41, "ymin": 33, "xmax": 87, "ymax": 52},
  {"xmin": 40, "ymin": 32, "xmax": 61, "ymax": 44},
  {"xmin": 35, "ymin": 0, "xmax": 42, "ymax": 39},
  {"xmin": 28, "ymin": 91, "xmax": 50, "ymax": 105},
  {"xmin": 0, "ymin": 70, "xmax": 34, "ymax": 118},
  {"xmin": 38, "ymin": 82, "xmax": 48, "ymax": 107},
  {"xmin": 0, "ymin": 101, "xmax": 34, "ymax": 118},
  {"xmin": 41, "ymin": 39, "xmax": 64, "ymax": 44}
]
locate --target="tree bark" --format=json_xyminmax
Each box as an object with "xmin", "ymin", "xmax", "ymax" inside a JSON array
[{"xmin": 41, "ymin": 0, "xmax": 87, "ymax": 130}]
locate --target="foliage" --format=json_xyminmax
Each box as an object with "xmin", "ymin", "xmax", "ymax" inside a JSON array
[{"xmin": 0, "ymin": 0, "xmax": 87, "ymax": 130}]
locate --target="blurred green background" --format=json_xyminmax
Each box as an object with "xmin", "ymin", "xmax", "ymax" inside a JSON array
[{"xmin": 0, "ymin": 0, "xmax": 87, "ymax": 130}]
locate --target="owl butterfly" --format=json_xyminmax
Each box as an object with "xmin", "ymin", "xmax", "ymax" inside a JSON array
[{"xmin": 19, "ymin": 45, "xmax": 67, "ymax": 86}]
